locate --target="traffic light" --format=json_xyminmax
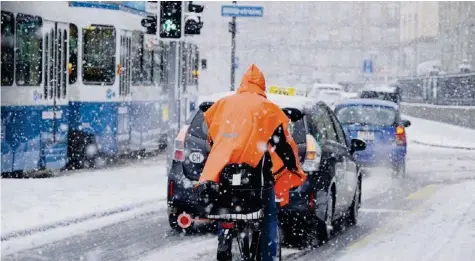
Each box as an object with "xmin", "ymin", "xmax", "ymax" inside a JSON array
[
  {"xmin": 159, "ymin": 1, "xmax": 183, "ymax": 39},
  {"xmin": 184, "ymin": 1, "xmax": 204, "ymax": 36},
  {"xmin": 141, "ymin": 15, "xmax": 157, "ymax": 35}
]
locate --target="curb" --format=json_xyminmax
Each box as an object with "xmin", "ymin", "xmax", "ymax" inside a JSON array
[
  {"xmin": 411, "ymin": 140, "xmax": 475, "ymax": 151},
  {"xmin": 1, "ymin": 198, "xmax": 163, "ymax": 242}
]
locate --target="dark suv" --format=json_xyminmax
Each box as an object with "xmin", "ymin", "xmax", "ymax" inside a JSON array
[
  {"xmin": 167, "ymin": 92, "xmax": 366, "ymax": 246},
  {"xmin": 360, "ymin": 85, "xmax": 403, "ymax": 105}
]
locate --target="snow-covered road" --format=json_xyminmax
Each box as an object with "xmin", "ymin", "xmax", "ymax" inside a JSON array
[{"xmin": 2, "ymin": 116, "xmax": 475, "ymax": 261}]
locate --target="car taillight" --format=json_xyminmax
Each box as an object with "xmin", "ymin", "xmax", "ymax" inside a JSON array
[
  {"xmin": 221, "ymin": 222, "xmax": 234, "ymax": 229},
  {"xmin": 174, "ymin": 140, "xmax": 185, "ymax": 161},
  {"xmin": 301, "ymin": 134, "xmax": 322, "ymax": 172},
  {"xmin": 308, "ymin": 191, "xmax": 315, "ymax": 209},
  {"xmin": 395, "ymin": 126, "xmax": 406, "ymax": 145},
  {"xmin": 173, "ymin": 125, "xmax": 189, "ymax": 161},
  {"xmin": 168, "ymin": 180, "xmax": 174, "ymax": 198}
]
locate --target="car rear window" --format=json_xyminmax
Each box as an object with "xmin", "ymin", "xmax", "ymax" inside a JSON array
[
  {"xmin": 188, "ymin": 110, "xmax": 208, "ymax": 140},
  {"xmin": 335, "ymin": 105, "xmax": 397, "ymax": 127},
  {"xmin": 288, "ymin": 119, "xmax": 306, "ymax": 144},
  {"xmin": 187, "ymin": 109, "xmax": 307, "ymax": 144}
]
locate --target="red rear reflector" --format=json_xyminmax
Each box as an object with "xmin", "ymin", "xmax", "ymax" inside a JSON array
[
  {"xmin": 221, "ymin": 222, "xmax": 234, "ymax": 229},
  {"xmin": 177, "ymin": 212, "xmax": 193, "ymax": 229},
  {"xmin": 168, "ymin": 180, "xmax": 174, "ymax": 198}
]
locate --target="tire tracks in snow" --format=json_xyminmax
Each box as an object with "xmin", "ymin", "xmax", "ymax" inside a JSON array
[{"xmin": 1, "ymin": 198, "xmax": 165, "ymax": 242}]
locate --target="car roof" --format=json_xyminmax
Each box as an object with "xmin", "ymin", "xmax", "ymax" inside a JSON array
[
  {"xmin": 335, "ymin": 98, "xmax": 399, "ymax": 109},
  {"xmin": 198, "ymin": 91, "xmax": 315, "ymax": 110},
  {"xmin": 362, "ymin": 85, "xmax": 397, "ymax": 93}
]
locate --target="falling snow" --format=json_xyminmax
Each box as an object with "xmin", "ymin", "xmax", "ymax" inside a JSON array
[{"xmin": 1, "ymin": 1, "xmax": 475, "ymax": 261}]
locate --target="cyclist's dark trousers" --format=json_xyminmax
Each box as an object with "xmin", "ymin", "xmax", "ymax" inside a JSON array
[
  {"xmin": 259, "ymin": 186, "xmax": 278, "ymax": 261},
  {"xmin": 216, "ymin": 187, "xmax": 278, "ymax": 261}
]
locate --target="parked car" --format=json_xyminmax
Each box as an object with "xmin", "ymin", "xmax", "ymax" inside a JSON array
[
  {"xmin": 167, "ymin": 90, "xmax": 367, "ymax": 249},
  {"xmin": 334, "ymin": 99, "xmax": 411, "ymax": 176}
]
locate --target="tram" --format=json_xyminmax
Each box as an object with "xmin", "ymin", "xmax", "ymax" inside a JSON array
[{"xmin": 1, "ymin": 1, "xmax": 200, "ymax": 174}]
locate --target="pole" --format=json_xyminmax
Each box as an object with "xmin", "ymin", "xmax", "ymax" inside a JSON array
[{"xmin": 230, "ymin": 1, "xmax": 237, "ymax": 91}]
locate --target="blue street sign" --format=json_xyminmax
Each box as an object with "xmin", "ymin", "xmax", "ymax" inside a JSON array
[
  {"xmin": 363, "ymin": 59, "xmax": 373, "ymax": 73},
  {"xmin": 221, "ymin": 5, "xmax": 264, "ymax": 17}
]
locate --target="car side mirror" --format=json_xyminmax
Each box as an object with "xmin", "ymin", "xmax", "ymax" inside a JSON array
[
  {"xmin": 199, "ymin": 102, "xmax": 214, "ymax": 112},
  {"xmin": 350, "ymin": 138, "xmax": 366, "ymax": 154},
  {"xmin": 401, "ymin": 119, "xmax": 411, "ymax": 128},
  {"xmin": 282, "ymin": 107, "xmax": 305, "ymax": 122}
]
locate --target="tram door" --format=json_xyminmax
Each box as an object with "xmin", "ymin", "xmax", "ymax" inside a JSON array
[
  {"xmin": 117, "ymin": 30, "xmax": 132, "ymax": 153},
  {"xmin": 42, "ymin": 21, "xmax": 69, "ymax": 169}
]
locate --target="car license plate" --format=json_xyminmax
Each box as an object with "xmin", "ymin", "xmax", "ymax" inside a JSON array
[{"xmin": 357, "ymin": 131, "xmax": 376, "ymax": 141}]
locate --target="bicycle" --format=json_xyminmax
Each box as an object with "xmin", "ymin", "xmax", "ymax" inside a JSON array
[{"xmin": 198, "ymin": 164, "xmax": 283, "ymax": 261}]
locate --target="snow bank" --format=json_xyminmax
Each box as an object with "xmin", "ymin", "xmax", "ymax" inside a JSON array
[
  {"xmin": 1, "ymin": 157, "xmax": 168, "ymax": 240},
  {"xmin": 336, "ymin": 180, "xmax": 475, "ymax": 261},
  {"xmin": 401, "ymin": 102, "xmax": 475, "ymax": 109},
  {"xmin": 404, "ymin": 115, "xmax": 475, "ymax": 149}
]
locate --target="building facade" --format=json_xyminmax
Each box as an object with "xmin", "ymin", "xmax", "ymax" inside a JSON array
[
  {"xmin": 439, "ymin": 1, "xmax": 475, "ymax": 73},
  {"xmin": 399, "ymin": 2, "xmax": 440, "ymax": 76},
  {"xmin": 359, "ymin": 2, "xmax": 401, "ymax": 82}
]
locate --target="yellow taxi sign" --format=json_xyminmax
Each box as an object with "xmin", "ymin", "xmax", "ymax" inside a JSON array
[{"xmin": 268, "ymin": 86, "xmax": 296, "ymax": 96}]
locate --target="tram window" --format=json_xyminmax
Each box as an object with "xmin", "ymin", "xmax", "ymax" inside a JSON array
[
  {"xmin": 69, "ymin": 23, "xmax": 78, "ymax": 84},
  {"xmin": 160, "ymin": 42, "xmax": 166, "ymax": 84},
  {"xmin": 1, "ymin": 11, "xmax": 14, "ymax": 86},
  {"xmin": 15, "ymin": 13, "xmax": 43, "ymax": 86},
  {"xmin": 82, "ymin": 25, "xmax": 116, "ymax": 85},
  {"xmin": 192, "ymin": 46, "xmax": 199, "ymax": 85},
  {"xmin": 1, "ymin": 11, "xmax": 15, "ymax": 86},
  {"xmin": 131, "ymin": 31, "xmax": 143, "ymax": 85},
  {"xmin": 142, "ymin": 47, "xmax": 152, "ymax": 86},
  {"xmin": 180, "ymin": 42, "xmax": 187, "ymax": 92}
]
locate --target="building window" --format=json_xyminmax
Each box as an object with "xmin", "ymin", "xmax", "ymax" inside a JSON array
[
  {"xmin": 82, "ymin": 25, "xmax": 116, "ymax": 85},
  {"xmin": 69, "ymin": 23, "xmax": 78, "ymax": 84},
  {"xmin": 1, "ymin": 11, "xmax": 15, "ymax": 86},
  {"xmin": 15, "ymin": 13, "xmax": 43, "ymax": 86}
]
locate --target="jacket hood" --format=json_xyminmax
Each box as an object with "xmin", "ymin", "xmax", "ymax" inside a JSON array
[{"xmin": 237, "ymin": 64, "xmax": 266, "ymax": 97}]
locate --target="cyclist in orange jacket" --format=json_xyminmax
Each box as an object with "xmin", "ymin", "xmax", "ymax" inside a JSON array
[{"xmin": 198, "ymin": 64, "xmax": 306, "ymax": 261}]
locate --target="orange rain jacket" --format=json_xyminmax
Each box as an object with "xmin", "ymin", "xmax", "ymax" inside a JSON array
[{"xmin": 198, "ymin": 64, "xmax": 306, "ymax": 206}]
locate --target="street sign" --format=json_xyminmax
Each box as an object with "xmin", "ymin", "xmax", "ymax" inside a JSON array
[
  {"xmin": 268, "ymin": 86, "xmax": 296, "ymax": 96},
  {"xmin": 363, "ymin": 59, "xmax": 373, "ymax": 73},
  {"xmin": 221, "ymin": 5, "xmax": 264, "ymax": 17}
]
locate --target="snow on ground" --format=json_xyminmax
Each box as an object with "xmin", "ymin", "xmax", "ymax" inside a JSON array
[
  {"xmin": 2, "ymin": 203, "xmax": 165, "ymax": 256},
  {"xmin": 404, "ymin": 115, "xmax": 475, "ymax": 149},
  {"xmin": 138, "ymin": 236, "xmax": 216, "ymax": 261},
  {"xmin": 1, "ymin": 156, "xmax": 168, "ymax": 240},
  {"xmin": 335, "ymin": 179, "xmax": 475, "ymax": 261}
]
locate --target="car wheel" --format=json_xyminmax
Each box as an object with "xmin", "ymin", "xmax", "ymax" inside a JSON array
[
  {"xmin": 346, "ymin": 177, "xmax": 361, "ymax": 226},
  {"xmin": 317, "ymin": 186, "xmax": 334, "ymax": 243}
]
